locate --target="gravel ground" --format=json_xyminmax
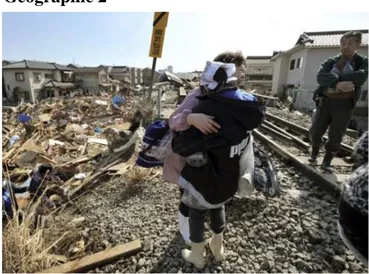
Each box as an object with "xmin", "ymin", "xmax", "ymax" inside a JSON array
[
  {"xmin": 267, "ymin": 108, "xmax": 356, "ymax": 147},
  {"xmin": 56, "ymin": 146, "xmax": 367, "ymax": 273}
]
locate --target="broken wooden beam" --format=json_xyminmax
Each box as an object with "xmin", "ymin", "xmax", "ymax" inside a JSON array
[{"xmin": 42, "ymin": 239, "xmax": 142, "ymax": 273}]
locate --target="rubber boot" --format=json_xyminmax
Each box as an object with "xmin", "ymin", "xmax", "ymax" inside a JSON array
[
  {"xmin": 209, "ymin": 231, "xmax": 224, "ymax": 262},
  {"xmin": 178, "ymin": 210, "xmax": 191, "ymax": 246},
  {"xmin": 321, "ymin": 152, "xmax": 335, "ymax": 173},
  {"xmin": 182, "ymin": 241, "xmax": 206, "ymax": 269},
  {"xmin": 308, "ymin": 146, "xmax": 319, "ymax": 163}
]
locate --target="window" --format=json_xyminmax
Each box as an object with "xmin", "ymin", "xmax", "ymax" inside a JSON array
[
  {"xmin": 33, "ymin": 73, "xmax": 42, "ymax": 83},
  {"xmin": 45, "ymin": 73, "xmax": 54, "ymax": 79},
  {"xmin": 41, "ymin": 89, "xmax": 55, "ymax": 99},
  {"xmin": 296, "ymin": 57, "xmax": 304, "ymax": 69},
  {"xmin": 253, "ymin": 68, "xmax": 268, "ymax": 74},
  {"xmin": 290, "ymin": 59, "xmax": 296, "ymax": 70},
  {"xmin": 15, "ymin": 73, "xmax": 25, "ymax": 81},
  {"xmin": 23, "ymin": 91, "xmax": 30, "ymax": 101}
]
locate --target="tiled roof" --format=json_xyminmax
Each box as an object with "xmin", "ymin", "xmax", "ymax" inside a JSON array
[
  {"xmin": 3, "ymin": 60, "xmax": 74, "ymax": 71},
  {"xmin": 246, "ymin": 56, "xmax": 272, "ymax": 59},
  {"xmin": 295, "ymin": 29, "xmax": 368, "ymax": 47},
  {"xmin": 74, "ymin": 67, "xmax": 105, "ymax": 74}
]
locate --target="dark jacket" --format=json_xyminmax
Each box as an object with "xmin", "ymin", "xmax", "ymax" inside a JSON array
[
  {"xmin": 314, "ymin": 53, "xmax": 368, "ymax": 103},
  {"xmin": 172, "ymin": 88, "xmax": 266, "ymax": 205}
]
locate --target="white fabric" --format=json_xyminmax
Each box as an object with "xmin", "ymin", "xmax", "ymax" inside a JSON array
[
  {"xmin": 200, "ymin": 61, "xmax": 237, "ymax": 90},
  {"xmin": 178, "ymin": 210, "xmax": 190, "ymax": 243},
  {"xmin": 237, "ymin": 134, "xmax": 255, "ymax": 197}
]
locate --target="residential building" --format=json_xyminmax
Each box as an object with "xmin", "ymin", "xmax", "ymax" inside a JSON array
[
  {"xmin": 142, "ymin": 67, "xmax": 161, "ymax": 86},
  {"xmin": 2, "ymin": 60, "xmax": 18, "ymax": 66},
  {"xmin": 137, "ymin": 68, "xmax": 142, "ymax": 85},
  {"xmin": 130, "ymin": 67, "xmax": 138, "ymax": 85},
  {"xmin": 2, "ymin": 60, "xmax": 74, "ymax": 103},
  {"xmin": 74, "ymin": 66, "xmax": 118, "ymax": 94},
  {"xmin": 67, "ymin": 63, "xmax": 82, "ymax": 69},
  {"xmin": 245, "ymin": 56, "xmax": 273, "ymax": 92},
  {"xmin": 109, "ymin": 66, "xmax": 132, "ymax": 83},
  {"xmin": 271, "ymin": 29, "xmax": 368, "ymax": 131},
  {"xmin": 271, "ymin": 29, "xmax": 368, "ymax": 100}
]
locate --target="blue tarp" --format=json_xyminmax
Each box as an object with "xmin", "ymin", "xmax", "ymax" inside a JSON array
[{"xmin": 18, "ymin": 114, "xmax": 32, "ymax": 123}]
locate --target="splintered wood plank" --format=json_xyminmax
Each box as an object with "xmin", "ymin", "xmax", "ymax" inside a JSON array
[{"xmin": 42, "ymin": 240, "xmax": 142, "ymax": 273}]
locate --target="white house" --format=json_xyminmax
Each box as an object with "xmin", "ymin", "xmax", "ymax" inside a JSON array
[
  {"xmin": 245, "ymin": 56, "xmax": 273, "ymax": 92},
  {"xmin": 2, "ymin": 60, "xmax": 74, "ymax": 103},
  {"xmin": 271, "ymin": 29, "xmax": 368, "ymax": 131},
  {"xmin": 271, "ymin": 29, "xmax": 368, "ymax": 104},
  {"xmin": 74, "ymin": 66, "xmax": 116, "ymax": 94}
]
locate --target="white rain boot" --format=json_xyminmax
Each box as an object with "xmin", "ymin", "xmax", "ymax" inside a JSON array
[
  {"xmin": 182, "ymin": 241, "xmax": 206, "ymax": 269},
  {"xmin": 178, "ymin": 210, "xmax": 191, "ymax": 245},
  {"xmin": 209, "ymin": 231, "xmax": 224, "ymax": 261}
]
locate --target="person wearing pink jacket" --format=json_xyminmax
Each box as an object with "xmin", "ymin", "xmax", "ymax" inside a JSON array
[{"xmin": 162, "ymin": 51, "xmax": 248, "ymax": 267}]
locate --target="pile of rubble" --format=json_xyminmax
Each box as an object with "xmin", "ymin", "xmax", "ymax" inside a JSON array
[{"xmin": 2, "ymin": 95, "xmax": 150, "ymax": 209}]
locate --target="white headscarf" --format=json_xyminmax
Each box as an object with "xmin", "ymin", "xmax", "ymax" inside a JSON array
[{"xmin": 200, "ymin": 61, "xmax": 237, "ymax": 90}]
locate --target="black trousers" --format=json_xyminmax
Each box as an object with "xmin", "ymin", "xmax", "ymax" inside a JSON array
[
  {"xmin": 309, "ymin": 97, "xmax": 354, "ymax": 154},
  {"xmin": 179, "ymin": 187, "xmax": 226, "ymax": 243}
]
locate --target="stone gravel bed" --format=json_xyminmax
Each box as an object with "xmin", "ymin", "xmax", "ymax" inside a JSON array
[
  {"xmin": 53, "ymin": 146, "xmax": 368, "ymax": 274},
  {"xmin": 266, "ymin": 108, "xmax": 356, "ymax": 147}
]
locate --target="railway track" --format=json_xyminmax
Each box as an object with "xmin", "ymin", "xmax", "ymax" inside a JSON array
[{"xmin": 254, "ymin": 112, "xmax": 355, "ymax": 197}]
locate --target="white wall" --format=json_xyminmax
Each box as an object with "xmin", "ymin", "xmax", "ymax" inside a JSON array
[
  {"xmin": 246, "ymin": 64, "xmax": 273, "ymax": 75},
  {"xmin": 53, "ymin": 70, "xmax": 62, "ymax": 82},
  {"xmin": 271, "ymin": 55, "xmax": 290, "ymax": 96},
  {"xmin": 286, "ymin": 49, "xmax": 309, "ymax": 87},
  {"xmin": 3, "ymin": 69, "xmax": 56, "ymax": 102},
  {"xmin": 3, "ymin": 69, "xmax": 32, "ymax": 101},
  {"xmin": 75, "ymin": 74, "xmax": 99, "ymax": 93}
]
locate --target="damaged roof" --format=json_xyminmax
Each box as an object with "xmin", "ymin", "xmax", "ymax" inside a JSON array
[
  {"xmin": 295, "ymin": 29, "xmax": 368, "ymax": 47},
  {"xmin": 3, "ymin": 60, "xmax": 74, "ymax": 71},
  {"xmin": 110, "ymin": 66, "xmax": 130, "ymax": 74}
]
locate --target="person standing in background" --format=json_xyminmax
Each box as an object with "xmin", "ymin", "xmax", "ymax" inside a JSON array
[{"xmin": 309, "ymin": 31, "xmax": 368, "ymax": 173}]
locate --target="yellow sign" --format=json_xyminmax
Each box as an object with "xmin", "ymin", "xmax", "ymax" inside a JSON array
[
  {"xmin": 149, "ymin": 12, "xmax": 169, "ymax": 58},
  {"xmin": 149, "ymin": 27, "xmax": 166, "ymax": 58},
  {"xmin": 153, "ymin": 12, "xmax": 169, "ymax": 28}
]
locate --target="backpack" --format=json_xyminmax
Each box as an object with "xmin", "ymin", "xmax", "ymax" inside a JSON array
[{"xmin": 136, "ymin": 120, "xmax": 172, "ymax": 168}]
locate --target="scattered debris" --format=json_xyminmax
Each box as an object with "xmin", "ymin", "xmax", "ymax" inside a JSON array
[
  {"xmin": 42, "ymin": 240, "xmax": 142, "ymax": 273},
  {"xmin": 2, "ymin": 95, "xmax": 151, "ymax": 209}
]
